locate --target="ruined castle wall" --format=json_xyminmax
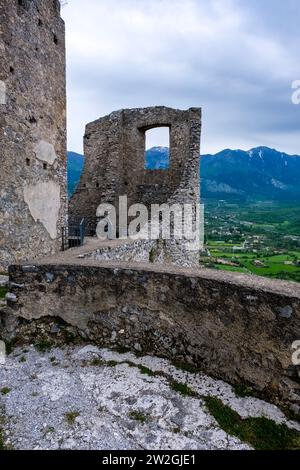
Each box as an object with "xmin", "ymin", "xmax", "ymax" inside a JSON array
[
  {"xmin": 69, "ymin": 106, "xmax": 201, "ymax": 223},
  {"xmin": 3, "ymin": 263, "xmax": 300, "ymax": 414},
  {"xmin": 0, "ymin": 0, "xmax": 67, "ymax": 269}
]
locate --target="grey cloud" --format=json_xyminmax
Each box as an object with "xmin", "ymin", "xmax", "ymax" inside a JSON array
[{"xmin": 62, "ymin": 0, "xmax": 300, "ymax": 155}]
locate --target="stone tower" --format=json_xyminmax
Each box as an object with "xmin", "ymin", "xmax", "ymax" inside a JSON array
[{"xmin": 0, "ymin": 0, "xmax": 67, "ymax": 270}]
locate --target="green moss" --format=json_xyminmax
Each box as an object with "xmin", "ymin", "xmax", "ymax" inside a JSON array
[
  {"xmin": 65, "ymin": 332, "xmax": 77, "ymax": 345},
  {"xmin": 114, "ymin": 345, "xmax": 131, "ymax": 355},
  {"xmin": 19, "ymin": 356, "xmax": 26, "ymax": 363},
  {"xmin": 170, "ymin": 380, "xmax": 197, "ymax": 397},
  {"xmin": 65, "ymin": 411, "xmax": 80, "ymax": 426},
  {"xmin": 129, "ymin": 410, "xmax": 148, "ymax": 424},
  {"xmin": 0, "ymin": 287, "xmax": 7, "ymax": 299},
  {"xmin": 172, "ymin": 427, "xmax": 181, "ymax": 434},
  {"xmin": 35, "ymin": 338, "xmax": 54, "ymax": 353},
  {"xmin": 0, "ymin": 387, "xmax": 11, "ymax": 396},
  {"xmin": 90, "ymin": 357, "xmax": 104, "ymax": 367},
  {"xmin": 204, "ymin": 396, "xmax": 300, "ymax": 450},
  {"xmin": 234, "ymin": 383, "xmax": 255, "ymax": 398},
  {"xmin": 106, "ymin": 360, "xmax": 119, "ymax": 367},
  {"xmin": 137, "ymin": 365, "xmax": 156, "ymax": 377},
  {"xmin": 149, "ymin": 248, "xmax": 156, "ymax": 263},
  {"xmin": 173, "ymin": 361, "xmax": 201, "ymax": 374},
  {"xmin": 5, "ymin": 340, "xmax": 15, "ymax": 356}
]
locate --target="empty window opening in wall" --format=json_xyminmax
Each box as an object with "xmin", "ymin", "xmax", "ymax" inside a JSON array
[{"xmin": 145, "ymin": 127, "xmax": 170, "ymax": 170}]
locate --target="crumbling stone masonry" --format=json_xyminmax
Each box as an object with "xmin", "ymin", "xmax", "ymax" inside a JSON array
[
  {"xmin": 69, "ymin": 106, "xmax": 201, "ymax": 219},
  {"xmin": 2, "ymin": 262, "xmax": 300, "ymax": 416},
  {"xmin": 0, "ymin": 0, "xmax": 67, "ymax": 270},
  {"xmin": 69, "ymin": 106, "xmax": 202, "ymax": 266}
]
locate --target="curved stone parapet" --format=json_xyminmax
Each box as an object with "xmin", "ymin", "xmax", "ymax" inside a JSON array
[{"xmin": 3, "ymin": 262, "xmax": 300, "ymax": 416}]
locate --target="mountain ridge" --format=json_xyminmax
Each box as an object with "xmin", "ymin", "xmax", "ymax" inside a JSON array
[{"xmin": 68, "ymin": 146, "xmax": 300, "ymax": 201}]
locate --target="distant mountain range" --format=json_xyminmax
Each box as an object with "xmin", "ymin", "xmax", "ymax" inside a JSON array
[
  {"xmin": 145, "ymin": 146, "xmax": 170, "ymax": 170},
  {"xmin": 68, "ymin": 146, "xmax": 300, "ymax": 202}
]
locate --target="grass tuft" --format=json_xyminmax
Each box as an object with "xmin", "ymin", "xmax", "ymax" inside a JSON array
[
  {"xmin": 0, "ymin": 287, "xmax": 7, "ymax": 299},
  {"xmin": 65, "ymin": 411, "xmax": 80, "ymax": 426},
  {"xmin": 204, "ymin": 396, "xmax": 300, "ymax": 450},
  {"xmin": 0, "ymin": 387, "xmax": 11, "ymax": 396},
  {"xmin": 170, "ymin": 380, "xmax": 197, "ymax": 397},
  {"xmin": 5, "ymin": 340, "xmax": 16, "ymax": 356},
  {"xmin": 149, "ymin": 248, "xmax": 156, "ymax": 263},
  {"xmin": 90, "ymin": 357, "xmax": 105, "ymax": 367},
  {"xmin": 35, "ymin": 338, "xmax": 54, "ymax": 353},
  {"xmin": 114, "ymin": 345, "xmax": 131, "ymax": 355},
  {"xmin": 129, "ymin": 410, "xmax": 148, "ymax": 424},
  {"xmin": 173, "ymin": 361, "xmax": 201, "ymax": 374},
  {"xmin": 234, "ymin": 383, "xmax": 255, "ymax": 398},
  {"xmin": 106, "ymin": 360, "xmax": 119, "ymax": 367},
  {"xmin": 137, "ymin": 365, "xmax": 156, "ymax": 377}
]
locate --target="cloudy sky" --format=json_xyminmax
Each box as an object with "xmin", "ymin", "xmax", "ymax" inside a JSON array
[{"xmin": 61, "ymin": 0, "xmax": 300, "ymax": 155}]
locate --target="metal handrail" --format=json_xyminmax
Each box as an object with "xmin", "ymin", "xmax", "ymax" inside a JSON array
[{"xmin": 61, "ymin": 218, "xmax": 86, "ymax": 251}]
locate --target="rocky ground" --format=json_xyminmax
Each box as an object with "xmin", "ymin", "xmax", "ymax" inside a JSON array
[{"xmin": 1, "ymin": 344, "xmax": 300, "ymax": 450}]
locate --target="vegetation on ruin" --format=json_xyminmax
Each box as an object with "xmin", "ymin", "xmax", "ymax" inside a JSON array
[
  {"xmin": 149, "ymin": 248, "xmax": 156, "ymax": 263},
  {"xmin": 170, "ymin": 380, "xmax": 197, "ymax": 397},
  {"xmin": 0, "ymin": 287, "xmax": 7, "ymax": 299},
  {"xmin": 129, "ymin": 410, "xmax": 149, "ymax": 424},
  {"xmin": 233, "ymin": 383, "xmax": 255, "ymax": 398},
  {"xmin": 65, "ymin": 411, "xmax": 80, "ymax": 426},
  {"xmin": 106, "ymin": 360, "xmax": 119, "ymax": 367},
  {"xmin": 137, "ymin": 365, "xmax": 157, "ymax": 377},
  {"xmin": 172, "ymin": 361, "xmax": 201, "ymax": 374},
  {"xmin": 34, "ymin": 338, "xmax": 54, "ymax": 353},
  {"xmin": 90, "ymin": 357, "xmax": 105, "ymax": 367},
  {"xmin": 204, "ymin": 396, "xmax": 300, "ymax": 450},
  {"xmin": 4, "ymin": 340, "xmax": 15, "ymax": 356},
  {"xmin": 113, "ymin": 345, "xmax": 131, "ymax": 355}
]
